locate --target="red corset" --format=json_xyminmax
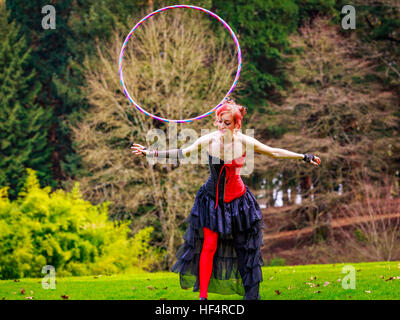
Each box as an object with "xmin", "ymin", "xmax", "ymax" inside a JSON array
[{"xmin": 214, "ymin": 152, "xmax": 246, "ymax": 209}]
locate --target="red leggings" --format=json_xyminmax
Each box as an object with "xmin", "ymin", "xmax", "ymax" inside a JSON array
[{"xmin": 199, "ymin": 227, "xmax": 218, "ymax": 299}]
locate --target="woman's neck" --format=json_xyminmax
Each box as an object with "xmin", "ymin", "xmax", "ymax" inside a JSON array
[{"xmin": 219, "ymin": 130, "xmax": 236, "ymax": 145}]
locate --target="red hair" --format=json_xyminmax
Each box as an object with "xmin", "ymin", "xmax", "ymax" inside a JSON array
[{"xmin": 213, "ymin": 100, "xmax": 247, "ymax": 129}]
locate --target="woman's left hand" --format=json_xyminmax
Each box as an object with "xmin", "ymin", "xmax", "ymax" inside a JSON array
[
  {"xmin": 311, "ymin": 156, "xmax": 321, "ymax": 166},
  {"xmin": 303, "ymin": 154, "xmax": 321, "ymax": 166}
]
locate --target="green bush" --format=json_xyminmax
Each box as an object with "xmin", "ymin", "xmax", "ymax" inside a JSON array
[
  {"xmin": 268, "ymin": 256, "xmax": 286, "ymax": 266},
  {"xmin": 0, "ymin": 169, "xmax": 163, "ymax": 279},
  {"xmin": 354, "ymin": 228, "xmax": 368, "ymax": 242}
]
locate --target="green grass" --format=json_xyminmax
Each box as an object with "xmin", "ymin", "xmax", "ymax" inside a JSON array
[{"xmin": 1, "ymin": 262, "xmax": 400, "ymax": 300}]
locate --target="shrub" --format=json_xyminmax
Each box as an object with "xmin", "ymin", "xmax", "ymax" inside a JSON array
[
  {"xmin": 268, "ymin": 256, "xmax": 286, "ymax": 266},
  {"xmin": 0, "ymin": 169, "xmax": 163, "ymax": 279}
]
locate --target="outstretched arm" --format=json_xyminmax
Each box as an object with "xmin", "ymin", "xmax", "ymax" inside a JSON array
[
  {"xmin": 244, "ymin": 135, "xmax": 321, "ymax": 166},
  {"xmin": 131, "ymin": 144, "xmax": 184, "ymax": 159},
  {"xmin": 131, "ymin": 133, "xmax": 209, "ymax": 159}
]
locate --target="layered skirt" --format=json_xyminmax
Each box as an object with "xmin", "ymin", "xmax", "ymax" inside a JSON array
[{"xmin": 171, "ymin": 184, "xmax": 266, "ymax": 296}]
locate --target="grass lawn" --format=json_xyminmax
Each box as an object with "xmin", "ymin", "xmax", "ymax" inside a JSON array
[{"xmin": 1, "ymin": 261, "xmax": 400, "ymax": 300}]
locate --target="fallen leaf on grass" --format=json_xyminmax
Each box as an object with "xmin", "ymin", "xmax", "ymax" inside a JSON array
[
  {"xmin": 305, "ymin": 282, "xmax": 316, "ymax": 287},
  {"xmin": 132, "ymin": 286, "xmax": 136, "ymax": 291},
  {"xmin": 314, "ymin": 291, "xmax": 321, "ymax": 294},
  {"xmin": 337, "ymin": 279, "xmax": 341, "ymax": 282},
  {"xmin": 25, "ymin": 296, "xmax": 33, "ymax": 300},
  {"xmin": 385, "ymin": 276, "xmax": 400, "ymax": 281},
  {"xmin": 323, "ymin": 282, "xmax": 330, "ymax": 287},
  {"xmin": 146, "ymin": 286, "xmax": 155, "ymax": 290},
  {"xmin": 163, "ymin": 287, "xmax": 168, "ymax": 290},
  {"xmin": 20, "ymin": 288, "xmax": 25, "ymax": 295},
  {"xmin": 61, "ymin": 294, "xmax": 69, "ymax": 299},
  {"xmin": 365, "ymin": 290, "xmax": 371, "ymax": 294},
  {"xmin": 269, "ymin": 276, "xmax": 274, "ymax": 280},
  {"xmin": 275, "ymin": 290, "xmax": 281, "ymax": 295},
  {"xmin": 287, "ymin": 286, "xmax": 292, "ymax": 290}
]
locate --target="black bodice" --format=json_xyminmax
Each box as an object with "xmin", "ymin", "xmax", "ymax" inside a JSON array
[{"xmin": 203, "ymin": 153, "xmax": 227, "ymax": 200}]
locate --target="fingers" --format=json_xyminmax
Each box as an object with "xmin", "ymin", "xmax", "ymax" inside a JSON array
[
  {"xmin": 130, "ymin": 143, "xmax": 146, "ymax": 156},
  {"xmin": 311, "ymin": 156, "xmax": 321, "ymax": 166},
  {"xmin": 130, "ymin": 143, "xmax": 144, "ymax": 149},
  {"xmin": 132, "ymin": 149, "xmax": 144, "ymax": 154}
]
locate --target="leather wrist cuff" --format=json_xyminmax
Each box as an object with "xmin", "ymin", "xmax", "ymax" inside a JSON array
[{"xmin": 147, "ymin": 148, "xmax": 184, "ymax": 159}]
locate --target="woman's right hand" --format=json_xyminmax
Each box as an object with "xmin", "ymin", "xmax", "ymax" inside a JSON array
[{"xmin": 131, "ymin": 143, "xmax": 148, "ymax": 156}]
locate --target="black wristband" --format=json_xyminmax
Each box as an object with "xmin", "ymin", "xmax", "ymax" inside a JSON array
[
  {"xmin": 303, "ymin": 154, "xmax": 314, "ymax": 163},
  {"xmin": 147, "ymin": 148, "xmax": 184, "ymax": 159}
]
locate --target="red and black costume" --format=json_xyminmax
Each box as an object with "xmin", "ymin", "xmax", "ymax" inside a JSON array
[{"xmin": 171, "ymin": 151, "xmax": 265, "ymax": 300}]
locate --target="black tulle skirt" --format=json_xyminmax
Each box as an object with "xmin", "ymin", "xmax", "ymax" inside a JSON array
[{"xmin": 171, "ymin": 184, "xmax": 266, "ymax": 296}]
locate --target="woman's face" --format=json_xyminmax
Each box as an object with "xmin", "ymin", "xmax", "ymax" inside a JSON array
[{"xmin": 216, "ymin": 112, "xmax": 236, "ymax": 133}]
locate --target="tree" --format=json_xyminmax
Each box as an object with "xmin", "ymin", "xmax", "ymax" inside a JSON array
[
  {"xmin": 211, "ymin": 0, "xmax": 336, "ymax": 107},
  {"xmin": 5, "ymin": 0, "xmax": 156, "ymax": 188},
  {"xmin": 5, "ymin": 0, "xmax": 83, "ymax": 186},
  {"xmin": 0, "ymin": 1, "xmax": 52, "ymax": 199},
  {"xmin": 252, "ymin": 16, "xmax": 399, "ymax": 242},
  {"xmin": 343, "ymin": 0, "xmax": 400, "ymax": 93}
]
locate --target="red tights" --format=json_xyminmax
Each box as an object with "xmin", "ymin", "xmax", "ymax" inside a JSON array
[{"xmin": 199, "ymin": 227, "xmax": 218, "ymax": 299}]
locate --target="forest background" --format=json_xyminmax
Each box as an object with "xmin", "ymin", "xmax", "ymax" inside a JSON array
[{"xmin": 0, "ymin": 0, "xmax": 399, "ymax": 279}]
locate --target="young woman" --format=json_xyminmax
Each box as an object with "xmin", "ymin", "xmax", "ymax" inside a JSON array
[{"xmin": 131, "ymin": 98, "xmax": 320, "ymax": 300}]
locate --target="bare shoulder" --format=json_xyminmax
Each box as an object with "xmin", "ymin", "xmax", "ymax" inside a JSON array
[
  {"xmin": 192, "ymin": 130, "xmax": 217, "ymax": 147},
  {"xmin": 201, "ymin": 130, "xmax": 219, "ymax": 143},
  {"xmin": 181, "ymin": 131, "xmax": 215, "ymax": 156},
  {"xmin": 236, "ymin": 131, "xmax": 256, "ymax": 144},
  {"xmin": 238, "ymin": 131, "xmax": 276, "ymax": 155}
]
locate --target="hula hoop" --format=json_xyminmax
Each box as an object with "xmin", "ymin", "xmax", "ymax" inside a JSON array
[{"xmin": 118, "ymin": 5, "xmax": 242, "ymax": 123}]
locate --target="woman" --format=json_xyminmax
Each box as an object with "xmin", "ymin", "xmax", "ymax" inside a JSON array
[{"xmin": 131, "ymin": 98, "xmax": 320, "ymax": 300}]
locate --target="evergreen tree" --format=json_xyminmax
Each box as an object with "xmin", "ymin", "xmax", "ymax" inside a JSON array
[
  {"xmin": 211, "ymin": 0, "xmax": 336, "ymax": 107},
  {"xmin": 6, "ymin": 0, "xmax": 85, "ymax": 186},
  {"xmin": 0, "ymin": 1, "xmax": 52, "ymax": 199},
  {"xmin": 5, "ymin": 0, "xmax": 150, "ymax": 189}
]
